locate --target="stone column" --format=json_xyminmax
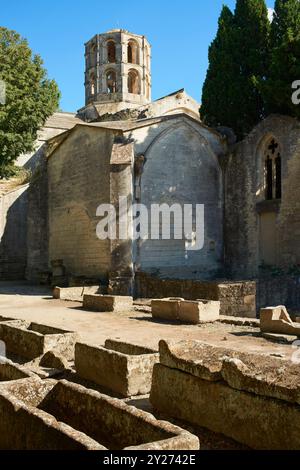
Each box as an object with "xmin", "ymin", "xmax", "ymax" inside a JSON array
[{"xmin": 108, "ymin": 138, "xmax": 134, "ymax": 296}]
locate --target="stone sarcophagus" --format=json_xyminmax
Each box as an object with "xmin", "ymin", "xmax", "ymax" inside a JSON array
[
  {"xmin": 151, "ymin": 298, "xmax": 220, "ymax": 324},
  {"xmin": 83, "ymin": 295, "xmax": 133, "ymax": 312},
  {"xmin": 75, "ymin": 340, "xmax": 159, "ymax": 397},
  {"xmin": 150, "ymin": 339, "xmax": 300, "ymax": 450},
  {"xmin": 260, "ymin": 305, "xmax": 300, "ymax": 336},
  {"xmin": 0, "ymin": 377, "xmax": 199, "ymax": 450},
  {"xmin": 0, "ymin": 321, "xmax": 78, "ymax": 360},
  {"xmin": 53, "ymin": 286, "xmax": 101, "ymax": 302}
]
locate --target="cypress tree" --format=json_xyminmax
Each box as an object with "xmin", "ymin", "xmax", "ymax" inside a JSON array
[
  {"xmin": 232, "ymin": 0, "xmax": 270, "ymax": 137},
  {"xmin": 201, "ymin": 0, "xmax": 270, "ymax": 139},
  {"xmin": 201, "ymin": 6, "xmax": 237, "ymax": 129},
  {"xmin": 263, "ymin": 0, "xmax": 300, "ymax": 118}
]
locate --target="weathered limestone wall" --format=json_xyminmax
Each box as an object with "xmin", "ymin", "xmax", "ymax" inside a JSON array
[
  {"xmin": 136, "ymin": 272, "xmax": 256, "ymax": 317},
  {"xmin": 131, "ymin": 117, "xmax": 225, "ymax": 280},
  {"xmin": 257, "ymin": 276, "xmax": 300, "ymax": 311},
  {"xmin": 0, "ymin": 185, "xmax": 28, "ymax": 280},
  {"xmin": 225, "ymin": 115, "xmax": 300, "ymax": 279},
  {"xmin": 47, "ymin": 126, "xmax": 114, "ymax": 281},
  {"xmin": 26, "ymin": 156, "xmax": 49, "ymax": 281},
  {"xmin": 16, "ymin": 113, "xmax": 82, "ymax": 171}
]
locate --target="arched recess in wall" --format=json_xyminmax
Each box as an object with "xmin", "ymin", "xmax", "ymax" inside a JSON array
[
  {"xmin": 136, "ymin": 121, "xmax": 223, "ymax": 279},
  {"xmin": 128, "ymin": 40, "xmax": 140, "ymax": 64},
  {"xmin": 128, "ymin": 69, "xmax": 140, "ymax": 94},
  {"xmin": 106, "ymin": 70, "xmax": 117, "ymax": 93},
  {"xmin": 107, "ymin": 40, "xmax": 116, "ymax": 63}
]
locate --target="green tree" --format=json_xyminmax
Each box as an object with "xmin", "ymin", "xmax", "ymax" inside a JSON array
[
  {"xmin": 263, "ymin": 0, "xmax": 300, "ymax": 118},
  {"xmin": 201, "ymin": 0, "xmax": 270, "ymax": 139},
  {"xmin": 0, "ymin": 27, "xmax": 60, "ymax": 178},
  {"xmin": 201, "ymin": 6, "xmax": 237, "ymax": 129}
]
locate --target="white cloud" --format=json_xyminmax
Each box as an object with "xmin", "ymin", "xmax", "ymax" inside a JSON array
[{"xmin": 268, "ymin": 8, "xmax": 274, "ymax": 22}]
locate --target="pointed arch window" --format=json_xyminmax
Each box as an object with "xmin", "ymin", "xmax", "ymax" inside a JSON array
[
  {"xmin": 264, "ymin": 138, "xmax": 282, "ymax": 200},
  {"xmin": 106, "ymin": 70, "xmax": 117, "ymax": 93}
]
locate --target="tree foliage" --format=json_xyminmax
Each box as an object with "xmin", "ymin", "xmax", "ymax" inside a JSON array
[
  {"xmin": 0, "ymin": 27, "xmax": 60, "ymax": 177},
  {"xmin": 201, "ymin": 0, "xmax": 270, "ymax": 138},
  {"xmin": 262, "ymin": 0, "xmax": 300, "ymax": 118},
  {"xmin": 201, "ymin": 6, "xmax": 237, "ymax": 130}
]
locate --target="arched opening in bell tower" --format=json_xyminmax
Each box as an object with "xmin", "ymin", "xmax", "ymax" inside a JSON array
[
  {"xmin": 128, "ymin": 40, "xmax": 139, "ymax": 65},
  {"xmin": 107, "ymin": 41, "xmax": 116, "ymax": 63},
  {"xmin": 128, "ymin": 69, "xmax": 140, "ymax": 94},
  {"xmin": 106, "ymin": 70, "xmax": 117, "ymax": 93}
]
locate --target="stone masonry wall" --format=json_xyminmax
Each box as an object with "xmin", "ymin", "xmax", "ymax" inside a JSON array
[
  {"xmin": 0, "ymin": 185, "xmax": 28, "ymax": 280},
  {"xmin": 225, "ymin": 115, "xmax": 300, "ymax": 279},
  {"xmin": 135, "ymin": 272, "xmax": 256, "ymax": 317},
  {"xmin": 47, "ymin": 126, "xmax": 114, "ymax": 281},
  {"xmin": 26, "ymin": 155, "xmax": 49, "ymax": 281}
]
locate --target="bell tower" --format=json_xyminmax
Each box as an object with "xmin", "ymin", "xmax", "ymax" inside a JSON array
[{"xmin": 84, "ymin": 29, "xmax": 151, "ymax": 108}]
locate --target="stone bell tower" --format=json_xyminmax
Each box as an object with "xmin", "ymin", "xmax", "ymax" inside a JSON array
[{"xmin": 84, "ymin": 29, "xmax": 151, "ymax": 110}]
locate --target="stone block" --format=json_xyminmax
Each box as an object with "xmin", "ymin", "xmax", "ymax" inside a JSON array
[
  {"xmin": 179, "ymin": 299, "xmax": 220, "ymax": 324},
  {"xmin": 151, "ymin": 298, "xmax": 219, "ymax": 324},
  {"xmin": 0, "ymin": 377, "xmax": 199, "ymax": 450},
  {"xmin": 150, "ymin": 339, "xmax": 300, "ymax": 449},
  {"xmin": 151, "ymin": 298, "xmax": 182, "ymax": 321},
  {"xmin": 150, "ymin": 363, "xmax": 300, "ymax": 450},
  {"xmin": 158, "ymin": 339, "xmax": 300, "ymax": 403},
  {"xmin": 39, "ymin": 351, "xmax": 69, "ymax": 370},
  {"xmin": 75, "ymin": 340, "xmax": 159, "ymax": 397},
  {"xmin": 260, "ymin": 306, "xmax": 300, "ymax": 336},
  {"xmin": 53, "ymin": 286, "xmax": 101, "ymax": 302},
  {"xmin": 83, "ymin": 294, "xmax": 133, "ymax": 312},
  {"xmin": 0, "ymin": 321, "xmax": 78, "ymax": 360}
]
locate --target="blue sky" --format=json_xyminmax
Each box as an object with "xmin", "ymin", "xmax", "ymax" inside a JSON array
[{"xmin": 1, "ymin": 0, "xmax": 275, "ymax": 112}]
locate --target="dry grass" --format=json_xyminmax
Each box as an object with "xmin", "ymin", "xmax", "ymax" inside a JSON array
[{"xmin": 0, "ymin": 169, "xmax": 31, "ymax": 197}]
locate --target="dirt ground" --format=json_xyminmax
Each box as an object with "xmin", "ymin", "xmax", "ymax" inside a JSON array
[
  {"xmin": 0, "ymin": 281, "xmax": 297, "ymax": 450},
  {"xmin": 0, "ymin": 281, "xmax": 295, "ymax": 359}
]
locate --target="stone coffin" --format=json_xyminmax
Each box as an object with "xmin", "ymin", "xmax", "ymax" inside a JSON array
[
  {"xmin": 0, "ymin": 321, "xmax": 78, "ymax": 360},
  {"xmin": 151, "ymin": 298, "xmax": 220, "ymax": 324},
  {"xmin": 260, "ymin": 306, "xmax": 300, "ymax": 336},
  {"xmin": 0, "ymin": 377, "xmax": 199, "ymax": 450},
  {"xmin": 83, "ymin": 295, "xmax": 133, "ymax": 312},
  {"xmin": 75, "ymin": 340, "xmax": 159, "ymax": 397},
  {"xmin": 53, "ymin": 286, "xmax": 101, "ymax": 302},
  {"xmin": 150, "ymin": 340, "xmax": 300, "ymax": 449},
  {"xmin": 151, "ymin": 298, "xmax": 182, "ymax": 321}
]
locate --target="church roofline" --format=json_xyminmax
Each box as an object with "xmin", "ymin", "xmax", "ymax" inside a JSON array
[{"xmin": 46, "ymin": 112, "xmax": 225, "ymax": 160}]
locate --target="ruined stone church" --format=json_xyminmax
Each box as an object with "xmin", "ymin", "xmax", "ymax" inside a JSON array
[{"xmin": 1, "ymin": 29, "xmax": 300, "ymax": 312}]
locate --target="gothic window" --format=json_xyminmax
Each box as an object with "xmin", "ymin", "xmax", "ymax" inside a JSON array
[
  {"xmin": 264, "ymin": 138, "xmax": 282, "ymax": 200},
  {"xmin": 107, "ymin": 41, "xmax": 116, "ymax": 63},
  {"xmin": 128, "ymin": 40, "xmax": 139, "ymax": 64},
  {"xmin": 128, "ymin": 69, "xmax": 140, "ymax": 94},
  {"xmin": 106, "ymin": 70, "xmax": 117, "ymax": 93}
]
